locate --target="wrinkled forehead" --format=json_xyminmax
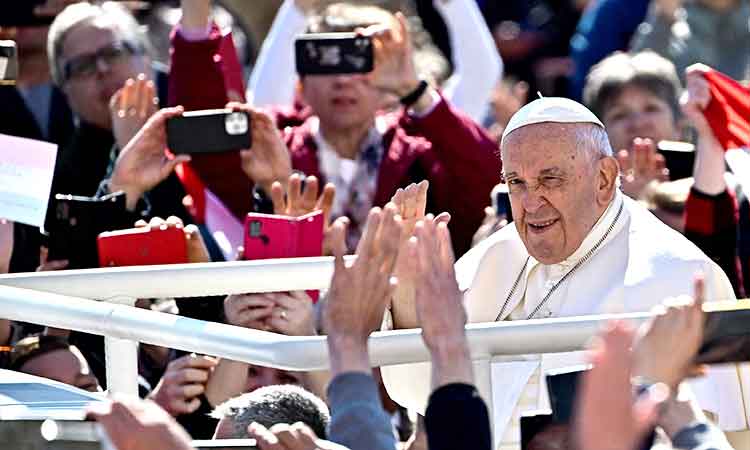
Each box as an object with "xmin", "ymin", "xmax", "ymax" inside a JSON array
[{"xmin": 501, "ymin": 123, "xmax": 586, "ymax": 164}]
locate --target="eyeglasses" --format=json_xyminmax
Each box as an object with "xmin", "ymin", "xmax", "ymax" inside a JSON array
[{"xmin": 62, "ymin": 41, "xmax": 138, "ymax": 82}]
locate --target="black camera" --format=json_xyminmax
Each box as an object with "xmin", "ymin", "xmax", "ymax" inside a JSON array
[{"xmin": 295, "ymin": 33, "xmax": 374, "ymax": 76}]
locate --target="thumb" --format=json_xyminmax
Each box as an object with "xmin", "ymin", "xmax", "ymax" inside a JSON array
[{"xmin": 161, "ymin": 154, "xmax": 191, "ymax": 179}]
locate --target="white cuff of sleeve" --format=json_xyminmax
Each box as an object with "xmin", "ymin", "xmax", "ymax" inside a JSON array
[{"xmin": 408, "ymin": 89, "xmax": 441, "ymax": 118}]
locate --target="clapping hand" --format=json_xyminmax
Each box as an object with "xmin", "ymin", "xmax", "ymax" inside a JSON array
[
  {"xmin": 323, "ymin": 204, "xmax": 403, "ymax": 374},
  {"xmin": 110, "ymin": 74, "xmax": 158, "ymax": 152},
  {"xmin": 632, "ymin": 275, "xmax": 705, "ymax": 389},
  {"xmin": 617, "ymin": 137, "xmax": 669, "ymax": 200}
]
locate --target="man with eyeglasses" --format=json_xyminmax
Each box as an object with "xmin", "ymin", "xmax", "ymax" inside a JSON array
[
  {"xmin": 46, "ymin": 2, "xmax": 178, "ymax": 205},
  {"xmin": 41, "ymin": 1, "xmax": 192, "ymax": 389}
]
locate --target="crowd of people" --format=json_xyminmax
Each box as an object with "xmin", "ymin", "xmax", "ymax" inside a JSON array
[{"xmin": 1, "ymin": 0, "xmax": 749, "ymax": 449}]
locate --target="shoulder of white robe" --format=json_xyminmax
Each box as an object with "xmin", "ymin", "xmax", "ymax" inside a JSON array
[{"xmin": 455, "ymin": 224, "xmax": 523, "ymax": 292}]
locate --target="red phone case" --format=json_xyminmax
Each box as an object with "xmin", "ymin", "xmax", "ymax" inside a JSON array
[
  {"xmin": 243, "ymin": 211, "xmax": 324, "ymax": 302},
  {"xmin": 97, "ymin": 225, "xmax": 188, "ymax": 267}
]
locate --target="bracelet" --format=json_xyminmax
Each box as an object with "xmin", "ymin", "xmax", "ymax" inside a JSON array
[{"xmin": 399, "ymin": 80, "xmax": 429, "ymax": 107}]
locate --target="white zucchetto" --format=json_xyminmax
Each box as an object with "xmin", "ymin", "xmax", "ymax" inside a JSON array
[{"xmin": 502, "ymin": 97, "xmax": 605, "ymax": 142}]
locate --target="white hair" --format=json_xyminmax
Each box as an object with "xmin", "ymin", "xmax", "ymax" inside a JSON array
[
  {"xmin": 48, "ymin": 1, "xmax": 151, "ymax": 86},
  {"xmin": 574, "ymin": 123, "xmax": 613, "ymax": 158}
]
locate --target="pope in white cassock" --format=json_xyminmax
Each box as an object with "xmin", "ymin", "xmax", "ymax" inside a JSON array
[{"xmin": 381, "ymin": 97, "xmax": 748, "ymax": 449}]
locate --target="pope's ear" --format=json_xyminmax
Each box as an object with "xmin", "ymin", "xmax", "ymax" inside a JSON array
[{"xmin": 597, "ymin": 156, "xmax": 619, "ymax": 202}]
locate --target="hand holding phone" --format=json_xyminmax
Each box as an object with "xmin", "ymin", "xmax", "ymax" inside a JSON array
[
  {"xmin": 295, "ymin": 33, "xmax": 374, "ymax": 76},
  {"xmin": 244, "ymin": 211, "xmax": 324, "ymax": 302},
  {"xmin": 166, "ymin": 108, "xmax": 251, "ymax": 154},
  {"xmin": 97, "ymin": 224, "xmax": 188, "ymax": 267}
]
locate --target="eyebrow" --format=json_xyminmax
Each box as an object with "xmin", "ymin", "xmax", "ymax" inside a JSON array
[
  {"xmin": 539, "ymin": 168, "xmax": 566, "ymax": 176},
  {"xmin": 502, "ymin": 167, "xmax": 566, "ymax": 179}
]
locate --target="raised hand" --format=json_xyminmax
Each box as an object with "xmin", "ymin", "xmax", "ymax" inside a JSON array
[
  {"xmin": 323, "ymin": 205, "xmax": 403, "ymax": 374},
  {"xmin": 389, "ymin": 182, "xmax": 450, "ymax": 330},
  {"xmin": 233, "ymin": 103, "xmax": 293, "ymax": 194},
  {"xmin": 271, "ymin": 174, "xmax": 335, "ymax": 221},
  {"xmin": 134, "ymin": 216, "xmax": 210, "ymax": 263},
  {"xmin": 110, "ymin": 74, "xmax": 158, "ymax": 151},
  {"xmin": 681, "ymin": 64, "xmax": 713, "ymax": 135},
  {"xmin": 617, "ymin": 137, "xmax": 669, "ymax": 200},
  {"xmin": 405, "ymin": 218, "xmax": 472, "ymax": 387},
  {"xmin": 87, "ymin": 396, "xmax": 193, "ymax": 450},
  {"xmin": 632, "ymin": 275, "xmax": 705, "ymax": 389},
  {"xmin": 364, "ymin": 13, "xmax": 433, "ymax": 112},
  {"xmin": 147, "ymin": 354, "xmax": 218, "ymax": 416},
  {"xmin": 109, "ymin": 107, "xmax": 192, "ymax": 211},
  {"xmin": 575, "ymin": 321, "xmax": 668, "ymax": 450}
]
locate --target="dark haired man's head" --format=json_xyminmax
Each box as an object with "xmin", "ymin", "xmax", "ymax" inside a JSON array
[
  {"xmin": 10, "ymin": 335, "xmax": 101, "ymax": 392},
  {"xmin": 583, "ymin": 51, "xmax": 682, "ymax": 152},
  {"xmin": 211, "ymin": 384, "xmax": 330, "ymax": 440}
]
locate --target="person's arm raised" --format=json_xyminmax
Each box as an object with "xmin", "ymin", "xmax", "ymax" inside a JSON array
[
  {"xmin": 109, "ymin": 107, "xmax": 191, "ymax": 211},
  {"xmin": 322, "ymin": 205, "xmax": 402, "ymax": 450}
]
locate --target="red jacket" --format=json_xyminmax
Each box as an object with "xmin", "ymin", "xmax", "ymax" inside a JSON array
[
  {"xmin": 170, "ymin": 26, "xmax": 501, "ymax": 256},
  {"xmin": 685, "ymin": 187, "xmax": 744, "ymax": 297}
]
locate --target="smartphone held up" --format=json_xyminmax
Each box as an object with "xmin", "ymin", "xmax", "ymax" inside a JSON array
[
  {"xmin": 295, "ymin": 33, "xmax": 374, "ymax": 76},
  {"xmin": 166, "ymin": 108, "xmax": 251, "ymax": 154}
]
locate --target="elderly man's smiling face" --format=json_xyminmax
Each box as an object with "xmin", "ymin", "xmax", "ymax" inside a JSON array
[{"xmin": 501, "ymin": 123, "xmax": 618, "ymax": 264}]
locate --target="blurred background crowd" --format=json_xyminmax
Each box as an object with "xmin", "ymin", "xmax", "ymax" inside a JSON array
[{"xmin": 0, "ymin": 0, "xmax": 749, "ymax": 449}]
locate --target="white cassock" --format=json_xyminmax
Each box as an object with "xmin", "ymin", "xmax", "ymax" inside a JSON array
[{"xmin": 381, "ymin": 190, "xmax": 749, "ymax": 449}]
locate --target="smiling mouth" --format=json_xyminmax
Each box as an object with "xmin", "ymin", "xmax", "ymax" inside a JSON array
[
  {"xmin": 527, "ymin": 219, "xmax": 558, "ymax": 233},
  {"xmin": 331, "ymin": 97, "xmax": 357, "ymax": 107}
]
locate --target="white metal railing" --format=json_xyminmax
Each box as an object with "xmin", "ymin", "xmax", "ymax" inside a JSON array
[
  {"xmin": 0, "ymin": 257, "xmax": 345, "ymax": 300},
  {"xmin": 0, "ymin": 258, "xmax": 652, "ymax": 425}
]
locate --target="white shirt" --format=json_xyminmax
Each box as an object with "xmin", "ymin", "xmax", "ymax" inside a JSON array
[{"xmin": 381, "ymin": 191, "xmax": 748, "ymax": 448}]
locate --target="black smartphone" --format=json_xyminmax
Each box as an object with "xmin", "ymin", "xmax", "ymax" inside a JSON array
[
  {"xmin": 695, "ymin": 300, "xmax": 750, "ymax": 365},
  {"xmin": 295, "ymin": 33, "xmax": 374, "ymax": 76},
  {"xmin": 657, "ymin": 140, "xmax": 695, "ymax": 181},
  {"xmin": 45, "ymin": 192, "xmax": 133, "ymax": 269},
  {"xmin": 167, "ymin": 109, "xmax": 251, "ymax": 154},
  {"xmin": 0, "ymin": 40, "xmax": 18, "ymax": 85},
  {"xmin": 0, "ymin": 1, "xmax": 54, "ymax": 27}
]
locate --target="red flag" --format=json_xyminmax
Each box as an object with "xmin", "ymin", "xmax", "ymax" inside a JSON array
[{"xmin": 703, "ymin": 70, "xmax": 750, "ymax": 150}]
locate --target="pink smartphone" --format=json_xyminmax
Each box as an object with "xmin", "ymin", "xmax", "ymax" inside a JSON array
[{"xmin": 243, "ymin": 211, "xmax": 324, "ymax": 302}]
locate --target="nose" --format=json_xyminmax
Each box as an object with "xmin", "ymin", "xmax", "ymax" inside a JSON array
[
  {"xmin": 626, "ymin": 111, "xmax": 653, "ymax": 136},
  {"xmin": 520, "ymin": 189, "xmax": 547, "ymax": 215}
]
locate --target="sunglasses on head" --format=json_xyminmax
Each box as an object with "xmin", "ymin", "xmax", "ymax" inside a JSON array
[{"xmin": 62, "ymin": 40, "xmax": 139, "ymax": 82}]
